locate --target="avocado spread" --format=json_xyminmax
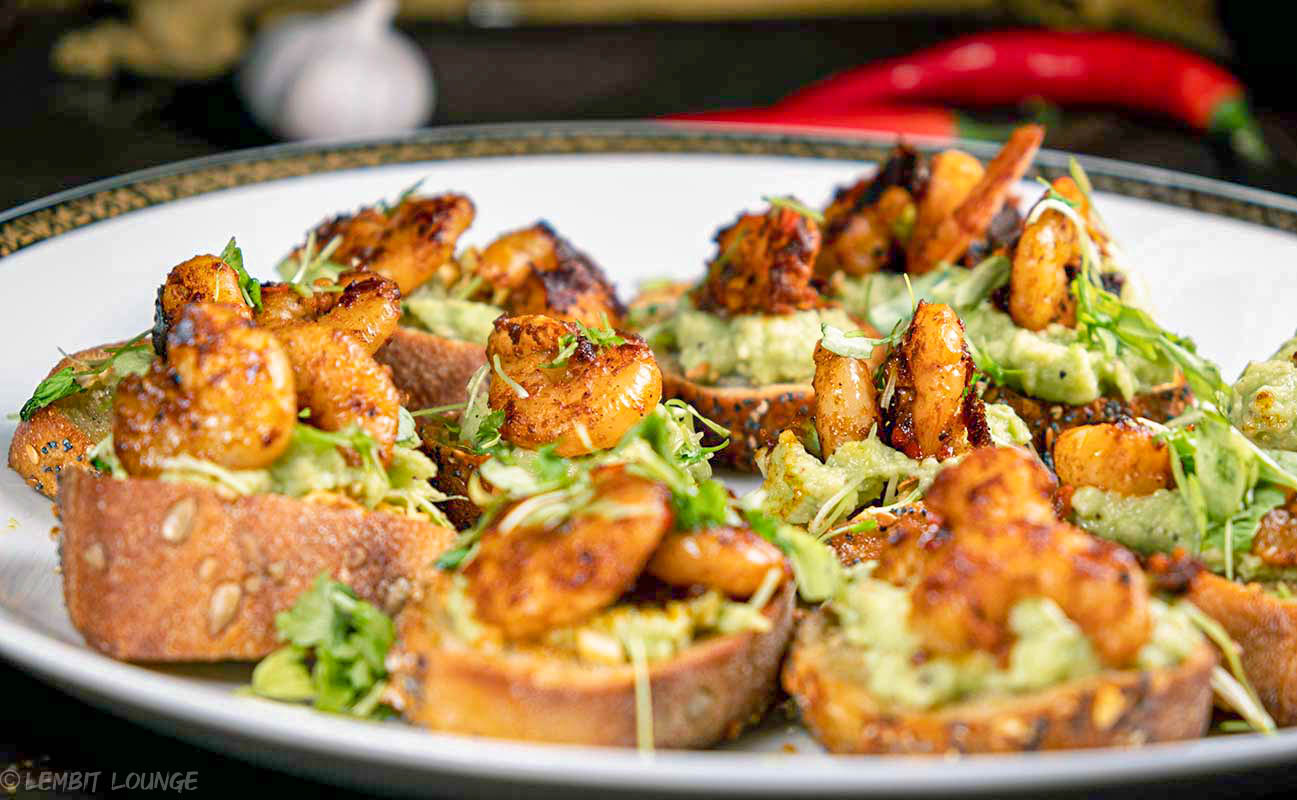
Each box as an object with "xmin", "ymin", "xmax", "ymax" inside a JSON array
[
  {"xmin": 1069, "ymin": 412, "xmax": 1297, "ymax": 583},
  {"xmin": 757, "ymin": 403, "xmax": 1032, "ymax": 525},
  {"xmin": 91, "ymin": 424, "xmax": 451, "ymax": 526},
  {"xmin": 441, "ymin": 572, "xmax": 773, "ymax": 664},
  {"xmin": 839, "ymin": 265, "xmax": 1174, "ymax": 405},
  {"xmin": 826, "ymin": 565, "xmax": 1197, "ymax": 711},
  {"xmin": 651, "ymin": 301, "xmax": 856, "ymax": 386},
  {"xmin": 403, "ymin": 282, "xmax": 501, "ymax": 345},
  {"xmin": 1231, "ymin": 334, "xmax": 1297, "ymax": 451}
]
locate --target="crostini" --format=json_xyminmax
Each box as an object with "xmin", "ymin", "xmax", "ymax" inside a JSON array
[
  {"xmin": 784, "ymin": 446, "xmax": 1218, "ymax": 754},
  {"xmin": 385, "ymin": 417, "xmax": 831, "ymax": 748},
  {"xmin": 754, "ymin": 301, "xmax": 1032, "ymax": 532},
  {"xmin": 14, "ymin": 242, "xmax": 456, "ymax": 661},
  {"xmin": 837, "ymin": 153, "xmax": 1198, "ymax": 458},
  {"xmin": 412, "ymin": 313, "xmax": 724, "ymax": 527},
  {"xmin": 635, "ymin": 199, "xmax": 867, "ymax": 470},
  {"xmin": 1057, "ymin": 408, "xmax": 1297, "ymax": 724}
]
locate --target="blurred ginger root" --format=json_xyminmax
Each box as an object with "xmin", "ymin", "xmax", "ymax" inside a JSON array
[{"xmin": 48, "ymin": 0, "xmax": 1228, "ymax": 80}]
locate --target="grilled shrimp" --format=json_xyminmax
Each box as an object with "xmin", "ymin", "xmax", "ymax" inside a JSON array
[
  {"xmin": 816, "ymin": 146, "xmax": 925, "ymax": 279},
  {"xmin": 114, "ymin": 303, "xmax": 296, "ymax": 476},
  {"xmin": 646, "ymin": 525, "xmax": 788, "ymax": 598},
  {"xmin": 907, "ymin": 125, "xmax": 1044, "ymax": 274},
  {"xmin": 1052, "ymin": 421, "xmax": 1173, "ymax": 496},
  {"xmin": 465, "ymin": 466, "xmax": 673, "ymax": 639},
  {"xmin": 1007, "ymin": 177, "xmax": 1089, "ymax": 331},
  {"xmin": 486, "ymin": 315, "xmax": 662, "ymax": 457},
  {"xmin": 812, "ymin": 340, "xmax": 884, "ymax": 459},
  {"xmin": 274, "ymin": 322, "xmax": 403, "ymax": 465},
  {"xmin": 257, "ymin": 271, "xmax": 402, "ymax": 354},
  {"xmin": 1252, "ymin": 496, "xmax": 1297, "ymax": 567},
  {"xmin": 474, "ymin": 222, "xmax": 626, "ymax": 327},
  {"xmin": 907, "ymin": 447, "xmax": 1151, "ymax": 667},
  {"xmin": 693, "ymin": 204, "xmax": 824, "ymax": 316},
  {"xmin": 293, "ymin": 193, "xmax": 475, "ymax": 295},
  {"xmin": 153, "ymin": 254, "xmax": 252, "ymax": 353},
  {"xmin": 883, "ymin": 301, "xmax": 990, "ymax": 460}
]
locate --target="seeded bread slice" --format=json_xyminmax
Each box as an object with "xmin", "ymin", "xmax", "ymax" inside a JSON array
[
  {"xmin": 661, "ymin": 369, "xmax": 813, "ymax": 472},
  {"xmin": 57, "ymin": 469, "xmax": 453, "ymax": 662},
  {"xmin": 385, "ymin": 577, "xmax": 796, "ymax": 748},
  {"xmin": 8, "ymin": 342, "xmax": 122, "ymax": 498},
  {"xmin": 783, "ymin": 607, "xmax": 1216, "ymax": 754},
  {"xmin": 374, "ymin": 327, "xmax": 486, "ymax": 412},
  {"xmin": 1187, "ymin": 572, "xmax": 1297, "ymax": 726},
  {"xmin": 983, "ymin": 382, "xmax": 1192, "ymax": 464}
]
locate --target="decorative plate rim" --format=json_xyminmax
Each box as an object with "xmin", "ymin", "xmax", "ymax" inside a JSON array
[{"xmin": 3, "ymin": 120, "xmax": 1297, "ymax": 260}]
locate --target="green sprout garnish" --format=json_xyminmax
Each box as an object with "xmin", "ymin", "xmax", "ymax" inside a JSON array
[
  {"xmin": 276, "ymin": 231, "xmax": 348, "ymax": 298},
  {"xmin": 763, "ymin": 194, "xmax": 825, "ymax": 224},
  {"xmin": 220, "ymin": 237, "xmax": 263, "ymax": 311},
  {"xmin": 377, "ymin": 179, "xmax": 425, "ymax": 216}
]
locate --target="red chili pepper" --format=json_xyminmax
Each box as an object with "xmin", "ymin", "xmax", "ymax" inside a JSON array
[
  {"xmin": 664, "ymin": 106, "xmax": 1017, "ymax": 140},
  {"xmin": 776, "ymin": 30, "xmax": 1268, "ymax": 164}
]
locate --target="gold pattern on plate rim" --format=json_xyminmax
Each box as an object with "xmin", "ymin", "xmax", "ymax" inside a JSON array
[{"xmin": 2, "ymin": 128, "xmax": 1295, "ymax": 258}]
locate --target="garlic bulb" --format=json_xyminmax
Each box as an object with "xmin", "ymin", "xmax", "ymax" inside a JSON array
[{"xmin": 239, "ymin": 0, "xmax": 435, "ymax": 141}]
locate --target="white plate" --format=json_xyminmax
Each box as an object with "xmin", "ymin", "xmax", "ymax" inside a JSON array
[{"xmin": 4, "ymin": 122, "xmax": 1297, "ymax": 796}]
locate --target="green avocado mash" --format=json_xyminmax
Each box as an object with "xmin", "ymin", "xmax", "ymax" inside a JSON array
[
  {"xmin": 824, "ymin": 565, "xmax": 1198, "ymax": 711},
  {"xmin": 840, "ymin": 265, "xmax": 1175, "ymax": 405},
  {"xmin": 757, "ymin": 403, "xmax": 1032, "ymax": 526},
  {"xmin": 91, "ymin": 423, "xmax": 452, "ymax": 527},
  {"xmin": 403, "ymin": 283, "xmax": 501, "ymax": 345},
  {"xmin": 1069, "ymin": 411, "xmax": 1297, "ymax": 583},
  {"xmin": 440, "ymin": 573, "xmax": 773, "ymax": 665},
  {"xmin": 1231, "ymin": 334, "xmax": 1297, "ymax": 451},
  {"xmin": 653, "ymin": 303, "xmax": 856, "ymax": 386}
]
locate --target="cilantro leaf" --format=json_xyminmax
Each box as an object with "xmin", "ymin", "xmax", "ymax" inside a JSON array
[
  {"xmin": 18, "ymin": 333, "xmax": 152, "ymax": 421},
  {"xmin": 473, "ymin": 409, "xmax": 506, "ymax": 453},
  {"xmin": 746, "ymin": 509, "xmax": 841, "ymax": 603},
  {"xmin": 541, "ymin": 315, "xmax": 626, "ymax": 369},
  {"xmin": 253, "ymin": 574, "xmax": 395, "ymax": 718},
  {"xmin": 220, "ymin": 237, "xmax": 262, "ymax": 311},
  {"xmin": 672, "ymin": 478, "xmax": 730, "ymax": 530}
]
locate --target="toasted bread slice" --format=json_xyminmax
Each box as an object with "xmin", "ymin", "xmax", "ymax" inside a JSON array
[
  {"xmin": 784, "ymin": 607, "xmax": 1216, "ymax": 754},
  {"xmin": 983, "ymin": 382, "xmax": 1192, "ymax": 461},
  {"xmin": 386, "ymin": 578, "xmax": 796, "ymax": 748},
  {"xmin": 661, "ymin": 369, "xmax": 813, "ymax": 472},
  {"xmin": 374, "ymin": 327, "xmax": 486, "ymax": 412},
  {"xmin": 8, "ymin": 342, "xmax": 123, "ymax": 498},
  {"xmin": 58, "ymin": 469, "xmax": 453, "ymax": 662},
  {"xmin": 1187, "ymin": 572, "xmax": 1297, "ymax": 726}
]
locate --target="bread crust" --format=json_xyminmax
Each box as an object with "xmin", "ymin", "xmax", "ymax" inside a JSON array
[
  {"xmin": 983, "ymin": 382, "xmax": 1192, "ymax": 462},
  {"xmin": 1187, "ymin": 571, "xmax": 1297, "ymax": 726},
  {"xmin": 8, "ymin": 342, "xmax": 122, "ymax": 498},
  {"xmin": 783, "ymin": 607, "xmax": 1216, "ymax": 754},
  {"xmin": 374, "ymin": 327, "xmax": 486, "ymax": 412},
  {"xmin": 57, "ymin": 469, "xmax": 453, "ymax": 662},
  {"xmin": 386, "ymin": 579, "xmax": 796, "ymax": 748},
  {"xmin": 661, "ymin": 369, "xmax": 813, "ymax": 472}
]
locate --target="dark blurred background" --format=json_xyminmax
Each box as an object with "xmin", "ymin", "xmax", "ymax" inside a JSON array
[
  {"xmin": 5, "ymin": 1, "xmax": 1297, "ymax": 797},
  {"xmin": 1, "ymin": 1, "xmax": 1296, "ymax": 213}
]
